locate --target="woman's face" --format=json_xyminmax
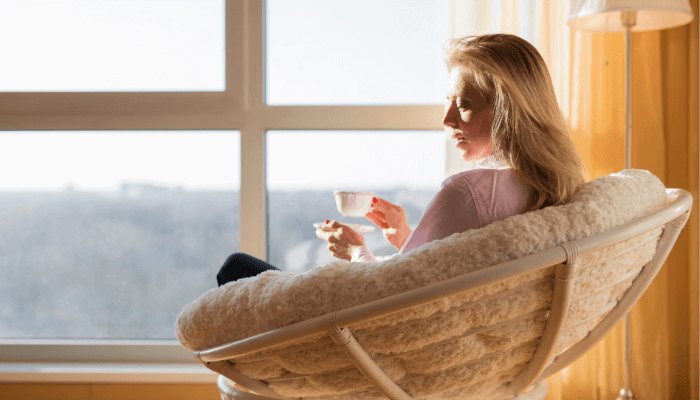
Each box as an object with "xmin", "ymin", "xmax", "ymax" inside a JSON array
[{"xmin": 443, "ymin": 68, "xmax": 494, "ymax": 161}]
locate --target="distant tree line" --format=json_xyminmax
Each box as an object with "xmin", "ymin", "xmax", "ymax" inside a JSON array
[{"xmin": 0, "ymin": 187, "xmax": 432, "ymax": 340}]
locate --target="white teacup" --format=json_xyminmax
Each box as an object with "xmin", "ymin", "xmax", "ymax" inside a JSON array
[{"xmin": 333, "ymin": 191, "xmax": 374, "ymax": 217}]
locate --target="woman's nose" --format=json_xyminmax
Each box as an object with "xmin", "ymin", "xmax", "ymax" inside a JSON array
[{"xmin": 442, "ymin": 103, "xmax": 457, "ymax": 128}]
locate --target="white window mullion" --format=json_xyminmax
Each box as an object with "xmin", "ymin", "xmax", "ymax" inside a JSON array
[
  {"xmin": 238, "ymin": 0, "xmax": 267, "ymax": 259},
  {"xmin": 239, "ymin": 126, "xmax": 267, "ymax": 259}
]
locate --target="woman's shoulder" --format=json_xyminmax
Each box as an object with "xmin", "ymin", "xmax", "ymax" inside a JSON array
[{"xmin": 441, "ymin": 167, "xmax": 520, "ymax": 192}]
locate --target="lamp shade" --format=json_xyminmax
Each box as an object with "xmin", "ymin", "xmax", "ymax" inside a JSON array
[{"xmin": 568, "ymin": 0, "xmax": 693, "ymax": 31}]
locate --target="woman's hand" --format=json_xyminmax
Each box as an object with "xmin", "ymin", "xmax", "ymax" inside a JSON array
[
  {"xmin": 315, "ymin": 220, "xmax": 365, "ymax": 261},
  {"xmin": 365, "ymin": 197, "xmax": 412, "ymax": 250}
]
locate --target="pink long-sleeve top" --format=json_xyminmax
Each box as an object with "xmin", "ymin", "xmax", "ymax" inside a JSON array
[{"xmin": 352, "ymin": 165, "xmax": 529, "ymax": 262}]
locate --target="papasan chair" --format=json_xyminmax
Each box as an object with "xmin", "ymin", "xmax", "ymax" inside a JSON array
[{"xmin": 176, "ymin": 169, "xmax": 692, "ymax": 400}]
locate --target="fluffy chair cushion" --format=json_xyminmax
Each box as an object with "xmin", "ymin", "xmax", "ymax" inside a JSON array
[{"xmin": 176, "ymin": 169, "xmax": 666, "ymax": 352}]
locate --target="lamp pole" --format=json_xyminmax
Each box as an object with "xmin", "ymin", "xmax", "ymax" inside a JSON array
[
  {"xmin": 617, "ymin": 11, "xmax": 636, "ymax": 400},
  {"xmin": 622, "ymin": 10, "xmax": 635, "ymax": 170}
]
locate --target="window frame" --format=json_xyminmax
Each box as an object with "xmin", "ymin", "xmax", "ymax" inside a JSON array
[{"xmin": 0, "ymin": 0, "xmax": 443, "ymax": 380}]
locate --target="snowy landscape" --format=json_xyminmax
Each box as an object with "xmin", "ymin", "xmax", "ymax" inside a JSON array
[{"xmin": 0, "ymin": 185, "xmax": 433, "ymax": 340}]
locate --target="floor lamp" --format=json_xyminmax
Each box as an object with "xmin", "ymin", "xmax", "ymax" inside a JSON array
[{"xmin": 567, "ymin": 1, "xmax": 693, "ymax": 399}]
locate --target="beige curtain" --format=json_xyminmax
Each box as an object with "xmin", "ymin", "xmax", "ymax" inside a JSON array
[
  {"xmin": 549, "ymin": 1, "xmax": 699, "ymax": 398},
  {"xmin": 448, "ymin": 1, "xmax": 699, "ymax": 398}
]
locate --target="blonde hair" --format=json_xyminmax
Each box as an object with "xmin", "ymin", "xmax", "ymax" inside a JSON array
[{"xmin": 446, "ymin": 34, "xmax": 584, "ymax": 210}]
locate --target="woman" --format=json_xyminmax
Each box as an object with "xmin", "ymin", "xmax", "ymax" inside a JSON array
[{"xmin": 217, "ymin": 34, "xmax": 584, "ymax": 284}]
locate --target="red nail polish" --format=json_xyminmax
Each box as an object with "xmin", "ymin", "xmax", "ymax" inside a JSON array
[
  {"xmin": 372, "ymin": 197, "xmax": 378, "ymax": 204},
  {"xmin": 325, "ymin": 219, "xmax": 330, "ymax": 224}
]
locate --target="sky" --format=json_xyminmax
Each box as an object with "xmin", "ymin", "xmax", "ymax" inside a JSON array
[
  {"xmin": 0, "ymin": 0, "xmax": 225, "ymax": 91},
  {"xmin": 267, "ymin": 131, "xmax": 445, "ymax": 191},
  {"xmin": 0, "ymin": 130, "xmax": 447, "ymax": 192},
  {"xmin": 265, "ymin": 0, "xmax": 448, "ymax": 105},
  {"xmin": 0, "ymin": 132, "xmax": 240, "ymax": 191},
  {"xmin": 0, "ymin": 0, "xmax": 450, "ymax": 192}
]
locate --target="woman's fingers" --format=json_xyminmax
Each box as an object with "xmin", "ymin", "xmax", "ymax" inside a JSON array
[
  {"xmin": 315, "ymin": 219, "xmax": 364, "ymax": 258},
  {"xmin": 365, "ymin": 197, "xmax": 411, "ymax": 250},
  {"xmin": 372, "ymin": 197, "xmax": 400, "ymax": 212},
  {"xmin": 327, "ymin": 234, "xmax": 342, "ymax": 243},
  {"xmin": 327, "ymin": 243, "xmax": 351, "ymax": 260},
  {"xmin": 316, "ymin": 220, "xmax": 343, "ymax": 238},
  {"xmin": 315, "ymin": 227, "xmax": 333, "ymax": 240},
  {"xmin": 368, "ymin": 198, "xmax": 406, "ymax": 227},
  {"xmin": 327, "ymin": 242, "xmax": 347, "ymax": 251},
  {"xmin": 371, "ymin": 198, "xmax": 403, "ymax": 220},
  {"xmin": 365, "ymin": 211, "xmax": 389, "ymax": 228}
]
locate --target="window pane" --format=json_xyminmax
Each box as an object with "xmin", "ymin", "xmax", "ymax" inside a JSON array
[
  {"xmin": 266, "ymin": 0, "xmax": 449, "ymax": 105},
  {"xmin": 266, "ymin": 131, "xmax": 444, "ymax": 271},
  {"xmin": 0, "ymin": 0, "xmax": 225, "ymax": 92},
  {"xmin": 0, "ymin": 131, "xmax": 239, "ymax": 340}
]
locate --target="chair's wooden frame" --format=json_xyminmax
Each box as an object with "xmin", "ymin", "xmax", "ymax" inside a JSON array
[{"xmin": 195, "ymin": 189, "xmax": 692, "ymax": 400}]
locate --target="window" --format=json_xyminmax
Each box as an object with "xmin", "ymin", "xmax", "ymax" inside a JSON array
[{"xmin": 0, "ymin": 0, "xmax": 445, "ymax": 371}]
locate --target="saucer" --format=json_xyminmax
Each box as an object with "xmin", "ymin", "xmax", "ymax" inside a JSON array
[{"xmin": 313, "ymin": 222, "xmax": 376, "ymax": 233}]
